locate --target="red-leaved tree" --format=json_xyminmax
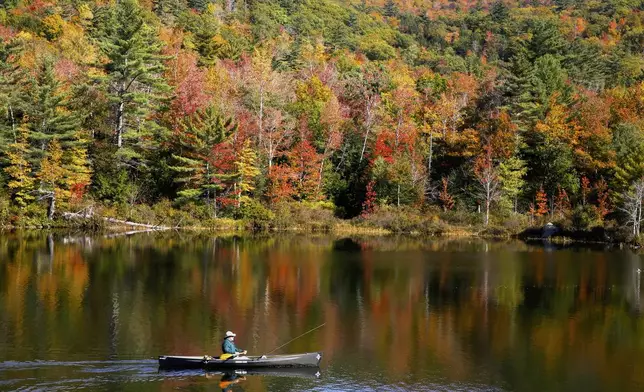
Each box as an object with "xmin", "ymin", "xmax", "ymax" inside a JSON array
[
  {"xmin": 581, "ymin": 176, "xmax": 591, "ymax": 206},
  {"xmin": 267, "ymin": 163, "xmax": 295, "ymax": 204},
  {"xmin": 361, "ymin": 180, "xmax": 376, "ymax": 217},
  {"xmin": 595, "ymin": 178, "xmax": 611, "ymax": 220}
]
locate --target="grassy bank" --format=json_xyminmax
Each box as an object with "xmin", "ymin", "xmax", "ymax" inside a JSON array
[{"xmin": 0, "ymin": 200, "xmax": 640, "ymax": 247}]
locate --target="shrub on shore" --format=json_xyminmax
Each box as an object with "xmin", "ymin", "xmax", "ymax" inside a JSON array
[
  {"xmin": 356, "ymin": 205, "xmax": 445, "ymax": 235},
  {"xmin": 271, "ymin": 200, "xmax": 337, "ymax": 232}
]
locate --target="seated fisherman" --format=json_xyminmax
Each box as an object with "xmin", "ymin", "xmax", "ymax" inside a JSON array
[{"xmin": 222, "ymin": 331, "xmax": 247, "ymax": 356}]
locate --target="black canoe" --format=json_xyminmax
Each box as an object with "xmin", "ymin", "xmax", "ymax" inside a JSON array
[
  {"xmin": 158, "ymin": 352, "xmax": 322, "ymax": 370},
  {"xmin": 158, "ymin": 367, "xmax": 322, "ymax": 378}
]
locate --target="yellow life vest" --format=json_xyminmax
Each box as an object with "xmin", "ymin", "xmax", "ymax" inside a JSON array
[{"xmin": 219, "ymin": 353, "xmax": 234, "ymax": 360}]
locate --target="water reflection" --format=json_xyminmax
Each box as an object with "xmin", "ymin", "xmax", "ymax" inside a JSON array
[{"xmin": 0, "ymin": 233, "xmax": 643, "ymax": 391}]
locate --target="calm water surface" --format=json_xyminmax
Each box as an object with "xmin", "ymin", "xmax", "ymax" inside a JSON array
[{"xmin": 1, "ymin": 232, "xmax": 643, "ymax": 391}]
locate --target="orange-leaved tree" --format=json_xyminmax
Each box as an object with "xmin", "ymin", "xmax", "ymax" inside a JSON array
[{"xmin": 535, "ymin": 186, "xmax": 549, "ymax": 219}]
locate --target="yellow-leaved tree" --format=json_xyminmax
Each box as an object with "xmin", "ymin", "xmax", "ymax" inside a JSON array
[
  {"xmin": 37, "ymin": 135, "xmax": 92, "ymax": 219},
  {"xmin": 37, "ymin": 139, "xmax": 66, "ymax": 219},
  {"xmin": 4, "ymin": 124, "xmax": 35, "ymax": 207},
  {"xmin": 64, "ymin": 136, "xmax": 93, "ymax": 206},
  {"xmin": 235, "ymin": 139, "xmax": 260, "ymax": 208}
]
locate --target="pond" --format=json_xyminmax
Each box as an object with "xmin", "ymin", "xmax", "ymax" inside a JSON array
[{"xmin": 0, "ymin": 232, "xmax": 643, "ymax": 391}]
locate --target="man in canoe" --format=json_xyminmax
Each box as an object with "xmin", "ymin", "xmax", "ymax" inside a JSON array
[{"xmin": 221, "ymin": 331, "xmax": 247, "ymax": 358}]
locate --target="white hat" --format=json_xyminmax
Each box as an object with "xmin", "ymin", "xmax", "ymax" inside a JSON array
[{"xmin": 225, "ymin": 331, "xmax": 236, "ymax": 338}]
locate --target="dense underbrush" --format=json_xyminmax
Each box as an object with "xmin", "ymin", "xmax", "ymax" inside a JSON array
[{"xmin": 0, "ymin": 196, "xmax": 640, "ymax": 247}]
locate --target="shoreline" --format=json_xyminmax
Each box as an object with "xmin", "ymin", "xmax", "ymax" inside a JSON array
[{"xmin": 1, "ymin": 219, "xmax": 640, "ymax": 250}]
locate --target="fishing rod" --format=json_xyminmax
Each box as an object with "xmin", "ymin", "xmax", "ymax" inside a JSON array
[{"xmin": 262, "ymin": 323, "xmax": 326, "ymax": 356}]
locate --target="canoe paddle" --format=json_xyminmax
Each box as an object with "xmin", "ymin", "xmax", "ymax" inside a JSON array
[{"xmin": 257, "ymin": 323, "xmax": 326, "ymax": 359}]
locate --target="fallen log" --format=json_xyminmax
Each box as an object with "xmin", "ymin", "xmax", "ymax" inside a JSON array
[
  {"xmin": 62, "ymin": 209, "xmax": 172, "ymax": 230},
  {"xmin": 103, "ymin": 217, "xmax": 171, "ymax": 230}
]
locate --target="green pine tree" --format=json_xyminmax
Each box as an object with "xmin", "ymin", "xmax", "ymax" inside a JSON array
[
  {"xmin": 0, "ymin": 40, "xmax": 27, "ymax": 148},
  {"xmin": 384, "ymin": 0, "xmax": 398, "ymax": 17},
  {"xmin": 614, "ymin": 144, "xmax": 644, "ymax": 192},
  {"xmin": 97, "ymin": 0, "xmax": 170, "ymax": 159},
  {"xmin": 564, "ymin": 40, "xmax": 608, "ymax": 91},
  {"xmin": 187, "ymin": 0, "xmax": 209, "ymax": 12},
  {"xmin": 170, "ymin": 106, "xmax": 237, "ymax": 215},
  {"xmin": 25, "ymin": 58, "xmax": 81, "ymax": 160},
  {"xmin": 515, "ymin": 54, "xmax": 572, "ymax": 125},
  {"xmin": 490, "ymin": 1, "xmax": 510, "ymax": 23},
  {"xmin": 153, "ymin": 0, "xmax": 187, "ymax": 23},
  {"xmin": 498, "ymin": 156, "xmax": 527, "ymax": 213},
  {"xmin": 524, "ymin": 18, "xmax": 567, "ymax": 60}
]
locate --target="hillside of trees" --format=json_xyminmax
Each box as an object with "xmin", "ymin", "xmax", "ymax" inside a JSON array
[{"xmin": 0, "ymin": 0, "xmax": 642, "ymax": 235}]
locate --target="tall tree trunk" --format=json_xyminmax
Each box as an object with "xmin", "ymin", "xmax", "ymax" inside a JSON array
[
  {"xmin": 426, "ymin": 130, "xmax": 433, "ymax": 194},
  {"xmin": 638, "ymin": 192, "xmax": 643, "ymax": 235},
  {"xmin": 360, "ymin": 127, "xmax": 370, "ymax": 163},
  {"xmin": 235, "ymin": 182, "xmax": 240, "ymax": 208},
  {"xmin": 397, "ymin": 184, "xmax": 400, "ymax": 207},
  {"xmin": 206, "ymin": 163, "xmax": 212, "ymax": 216},
  {"xmin": 318, "ymin": 158, "xmax": 325, "ymax": 191},
  {"xmin": 360, "ymin": 96, "xmax": 376, "ymax": 163},
  {"xmin": 116, "ymin": 100, "xmax": 125, "ymax": 148},
  {"xmin": 268, "ymin": 136, "xmax": 273, "ymax": 170},
  {"xmin": 258, "ymin": 85, "xmax": 264, "ymax": 148}
]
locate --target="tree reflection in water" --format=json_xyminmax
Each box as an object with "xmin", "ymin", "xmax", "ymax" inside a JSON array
[{"xmin": 0, "ymin": 232, "xmax": 643, "ymax": 391}]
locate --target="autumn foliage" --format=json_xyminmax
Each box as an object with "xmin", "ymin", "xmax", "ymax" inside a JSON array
[
  {"xmin": 535, "ymin": 186, "xmax": 549, "ymax": 218},
  {"xmin": 0, "ymin": 0, "xmax": 641, "ymax": 234}
]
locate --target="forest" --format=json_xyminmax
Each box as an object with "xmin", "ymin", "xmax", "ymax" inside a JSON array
[{"xmin": 0, "ymin": 0, "xmax": 642, "ymax": 235}]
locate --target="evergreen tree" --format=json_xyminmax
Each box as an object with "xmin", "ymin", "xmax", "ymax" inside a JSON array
[
  {"xmin": 524, "ymin": 18, "xmax": 567, "ymax": 60},
  {"xmin": 170, "ymin": 106, "xmax": 237, "ymax": 215},
  {"xmin": 516, "ymin": 54, "xmax": 572, "ymax": 124},
  {"xmin": 614, "ymin": 145, "xmax": 644, "ymax": 192},
  {"xmin": 97, "ymin": 0, "xmax": 169, "ymax": 159},
  {"xmin": 500, "ymin": 44, "xmax": 532, "ymax": 111},
  {"xmin": 153, "ymin": 0, "xmax": 187, "ymax": 23},
  {"xmin": 490, "ymin": 1, "xmax": 510, "ymax": 23},
  {"xmin": 189, "ymin": 13, "xmax": 223, "ymax": 65},
  {"xmin": 564, "ymin": 40, "xmax": 608, "ymax": 91},
  {"xmin": 0, "ymin": 40, "xmax": 27, "ymax": 148},
  {"xmin": 187, "ymin": 0, "xmax": 209, "ymax": 12},
  {"xmin": 498, "ymin": 156, "xmax": 527, "ymax": 213},
  {"xmin": 25, "ymin": 59, "xmax": 80, "ymax": 159},
  {"xmin": 384, "ymin": 0, "xmax": 398, "ymax": 17},
  {"xmin": 91, "ymin": 143, "xmax": 132, "ymax": 204}
]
